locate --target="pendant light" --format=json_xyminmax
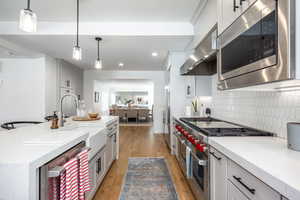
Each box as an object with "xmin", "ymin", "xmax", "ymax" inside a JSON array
[
  {"xmin": 19, "ymin": 0, "xmax": 37, "ymax": 32},
  {"xmin": 73, "ymin": 0, "xmax": 82, "ymax": 60},
  {"xmin": 94, "ymin": 37, "xmax": 103, "ymax": 69}
]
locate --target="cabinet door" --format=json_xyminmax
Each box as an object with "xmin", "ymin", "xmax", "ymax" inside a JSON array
[
  {"xmin": 240, "ymin": 0, "xmax": 256, "ymax": 12},
  {"xmin": 228, "ymin": 181, "xmax": 250, "ymax": 200},
  {"xmin": 105, "ymin": 134, "xmax": 113, "ymax": 169},
  {"xmin": 221, "ymin": 0, "xmax": 241, "ymax": 33},
  {"xmin": 217, "ymin": 0, "xmax": 224, "ymax": 34},
  {"xmin": 210, "ymin": 148, "xmax": 228, "ymax": 200},
  {"xmin": 85, "ymin": 157, "xmax": 97, "ymax": 200},
  {"xmin": 95, "ymin": 149, "xmax": 105, "ymax": 185}
]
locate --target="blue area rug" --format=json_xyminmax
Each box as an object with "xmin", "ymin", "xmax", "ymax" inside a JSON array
[{"xmin": 119, "ymin": 157, "xmax": 179, "ymax": 200}]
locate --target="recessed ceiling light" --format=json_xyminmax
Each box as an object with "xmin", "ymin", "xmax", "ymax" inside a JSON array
[
  {"xmin": 119, "ymin": 62, "xmax": 124, "ymax": 67},
  {"xmin": 152, "ymin": 52, "xmax": 158, "ymax": 57}
]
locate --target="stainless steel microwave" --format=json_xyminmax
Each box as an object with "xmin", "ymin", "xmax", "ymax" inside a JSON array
[{"xmin": 218, "ymin": 0, "xmax": 296, "ymax": 90}]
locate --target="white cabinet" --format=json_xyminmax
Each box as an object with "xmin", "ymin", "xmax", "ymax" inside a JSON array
[
  {"xmin": 210, "ymin": 147, "xmax": 228, "ymax": 200},
  {"xmin": 228, "ymin": 181, "xmax": 249, "ymax": 200},
  {"xmin": 86, "ymin": 147, "xmax": 106, "ymax": 200},
  {"xmin": 218, "ymin": 0, "xmax": 257, "ymax": 34},
  {"xmin": 240, "ymin": 0, "xmax": 257, "ymax": 12},
  {"xmin": 220, "ymin": 0, "xmax": 241, "ymax": 34},
  {"xmin": 228, "ymin": 160, "xmax": 281, "ymax": 200},
  {"xmin": 105, "ymin": 121, "xmax": 118, "ymax": 170}
]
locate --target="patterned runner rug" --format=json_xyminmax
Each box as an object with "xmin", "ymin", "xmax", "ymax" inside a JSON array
[{"xmin": 119, "ymin": 157, "xmax": 179, "ymax": 200}]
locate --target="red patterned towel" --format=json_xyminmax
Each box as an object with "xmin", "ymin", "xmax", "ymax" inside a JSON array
[
  {"xmin": 78, "ymin": 149, "xmax": 91, "ymax": 200},
  {"xmin": 61, "ymin": 158, "xmax": 79, "ymax": 200}
]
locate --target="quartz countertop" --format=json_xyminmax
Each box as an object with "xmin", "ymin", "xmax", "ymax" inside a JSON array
[
  {"xmin": 0, "ymin": 115, "xmax": 118, "ymax": 200},
  {"xmin": 0, "ymin": 115, "xmax": 118, "ymax": 167},
  {"xmin": 209, "ymin": 137, "xmax": 300, "ymax": 200}
]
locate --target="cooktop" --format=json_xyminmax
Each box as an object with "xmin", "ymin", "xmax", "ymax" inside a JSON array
[{"xmin": 180, "ymin": 117, "xmax": 273, "ymax": 137}]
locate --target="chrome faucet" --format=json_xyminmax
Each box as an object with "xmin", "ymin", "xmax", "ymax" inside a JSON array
[{"xmin": 60, "ymin": 93, "xmax": 79, "ymax": 127}]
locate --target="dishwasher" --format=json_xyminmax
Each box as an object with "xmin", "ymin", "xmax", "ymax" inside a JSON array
[{"xmin": 39, "ymin": 141, "xmax": 88, "ymax": 200}]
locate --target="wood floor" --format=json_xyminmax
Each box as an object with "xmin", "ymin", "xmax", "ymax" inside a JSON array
[{"xmin": 93, "ymin": 126, "xmax": 196, "ymax": 200}]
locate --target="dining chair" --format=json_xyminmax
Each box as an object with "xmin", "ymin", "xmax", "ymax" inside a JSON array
[
  {"xmin": 138, "ymin": 109, "xmax": 150, "ymax": 122},
  {"xmin": 115, "ymin": 109, "xmax": 127, "ymax": 122},
  {"xmin": 126, "ymin": 109, "xmax": 138, "ymax": 123}
]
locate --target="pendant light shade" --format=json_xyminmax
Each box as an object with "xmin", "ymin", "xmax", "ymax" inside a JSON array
[
  {"xmin": 95, "ymin": 59, "xmax": 102, "ymax": 69},
  {"xmin": 95, "ymin": 37, "xmax": 103, "ymax": 69},
  {"xmin": 73, "ymin": 0, "xmax": 82, "ymax": 60},
  {"xmin": 19, "ymin": 0, "xmax": 37, "ymax": 32},
  {"xmin": 73, "ymin": 46, "xmax": 82, "ymax": 60}
]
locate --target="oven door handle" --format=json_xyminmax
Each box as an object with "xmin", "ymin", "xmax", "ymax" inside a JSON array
[{"xmin": 191, "ymin": 152, "xmax": 208, "ymax": 166}]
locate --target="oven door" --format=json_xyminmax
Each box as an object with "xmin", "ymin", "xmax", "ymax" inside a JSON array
[
  {"xmin": 219, "ymin": 0, "xmax": 277, "ymax": 81},
  {"xmin": 189, "ymin": 150, "xmax": 209, "ymax": 200},
  {"xmin": 177, "ymin": 136, "xmax": 187, "ymax": 174}
]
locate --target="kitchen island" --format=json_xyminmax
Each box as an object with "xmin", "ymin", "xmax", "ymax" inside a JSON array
[{"xmin": 0, "ymin": 116, "xmax": 119, "ymax": 200}]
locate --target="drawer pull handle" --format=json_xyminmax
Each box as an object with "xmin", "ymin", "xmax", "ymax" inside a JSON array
[
  {"xmin": 233, "ymin": 176, "xmax": 256, "ymax": 194},
  {"xmin": 210, "ymin": 152, "xmax": 222, "ymax": 160}
]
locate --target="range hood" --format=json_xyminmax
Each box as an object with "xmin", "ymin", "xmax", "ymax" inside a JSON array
[{"xmin": 181, "ymin": 25, "xmax": 218, "ymax": 76}]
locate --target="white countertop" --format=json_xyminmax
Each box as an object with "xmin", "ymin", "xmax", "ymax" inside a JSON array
[
  {"xmin": 0, "ymin": 115, "xmax": 118, "ymax": 167},
  {"xmin": 209, "ymin": 137, "xmax": 300, "ymax": 200},
  {"xmin": 0, "ymin": 115, "xmax": 118, "ymax": 200}
]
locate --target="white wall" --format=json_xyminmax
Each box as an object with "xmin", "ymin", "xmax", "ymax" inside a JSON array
[
  {"xmin": 94, "ymin": 80, "xmax": 154, "ymax": 115},
  {"xmin": 0, "ymin": 56, "xmax": 83, "ymax": 130},
  {"xmin": 45, "ymin": 56, "xmax": 59, "ymax": 116},
  {"xmin": 84, "ymin": 70, "xmax": 165, "ymax": 133},
  {"xmin": 45, "ymin": 58, "xmax": 84, "ymax": 116},
  {"xmin": 0, "ymin": 58, "xmax": 46, "ymax": 124}
]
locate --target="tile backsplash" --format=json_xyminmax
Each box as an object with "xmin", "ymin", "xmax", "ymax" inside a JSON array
[{"xmin": 211, "ymin": 75, "xmax": 300, "ymax": 139}]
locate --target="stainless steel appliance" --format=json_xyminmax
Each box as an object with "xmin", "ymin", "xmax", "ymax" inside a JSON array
[
  {"xmin": 181, "ymin": 25, "xmax": 218, "ymax": 76},
  {"xmin": 174, "ymin": 117, "xmax": 273, "ymax": 200},
  {"xmin": 164, "ymin": 68, "xmax": 171, "ymax": 149},
  {"xmin": 218, "ymin": 0, "xmax": 295, "ymax": 90},
  {"xmin": 39, "ymin": 142, "xmax": 88, "ymax": 200}
]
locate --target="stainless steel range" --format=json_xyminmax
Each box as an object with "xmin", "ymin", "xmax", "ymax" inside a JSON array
[{"xmin": 173, "ymin": 117, "xmax": 273, "ymax": 200}]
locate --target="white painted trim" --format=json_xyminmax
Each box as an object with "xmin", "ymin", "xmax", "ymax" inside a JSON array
[
  {"xmin": 190, "ymin": 0, "xmax": 208, "ymax": 25},
  {"xmin": 0, "ymin": 22, "xmax": 194, "ymax": 36}
]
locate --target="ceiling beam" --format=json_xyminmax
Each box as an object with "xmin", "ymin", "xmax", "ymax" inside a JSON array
[{"xmin": 0, "ymin": 22, "xmax": 194, "ymax": 36}]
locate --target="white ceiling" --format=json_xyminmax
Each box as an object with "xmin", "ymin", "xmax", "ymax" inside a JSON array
[
  {"xmin": 0, "ymin": 35, "xmax": 192, "ymax": 70},
  {"xmin": 0, "ymin": 0, "xmax": 200, "ymax": 22},
  {"xmin": 0, "ymin": 0, "xmax": 201, "ymax": 70}
]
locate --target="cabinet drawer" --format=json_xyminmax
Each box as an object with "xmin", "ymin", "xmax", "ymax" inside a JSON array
[
  {"xmin": 228, "ymin": 160, "xmax": 280, "ymax": 200},
  {"xmin": 228, "ymin": 180, "xmax": 249, "ymax": 200}
]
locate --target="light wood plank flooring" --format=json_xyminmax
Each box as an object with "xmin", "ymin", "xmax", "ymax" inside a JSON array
[{"xmin": 93, "ymin": 126, "xmax": 195, "ymax": 200}]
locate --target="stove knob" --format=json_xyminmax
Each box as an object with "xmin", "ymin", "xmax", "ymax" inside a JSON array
[
  {"xmin": 190, "ymin": 137, "xmax": 196, "ymax": 144},
  {"xmin": 196, "ymin": 143, "xmax": 203, "ymax": 151}
]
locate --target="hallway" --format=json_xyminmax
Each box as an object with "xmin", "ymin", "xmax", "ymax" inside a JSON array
[{"xmin": 93, "ymin": 126, "xmax": 195, "ymax": 200}]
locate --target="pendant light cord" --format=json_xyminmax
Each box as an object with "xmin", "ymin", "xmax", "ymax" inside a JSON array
[
  {"xmin": 27, "ymin": 0, "xmax": 31, "ymax": 10},
  {"xmin": 76, "ymin": 0, "xmax": 79, "ymax": 47},
  {"xmin": 97, "ymin": 40, "xmax": 100, "ymax": 60}
]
